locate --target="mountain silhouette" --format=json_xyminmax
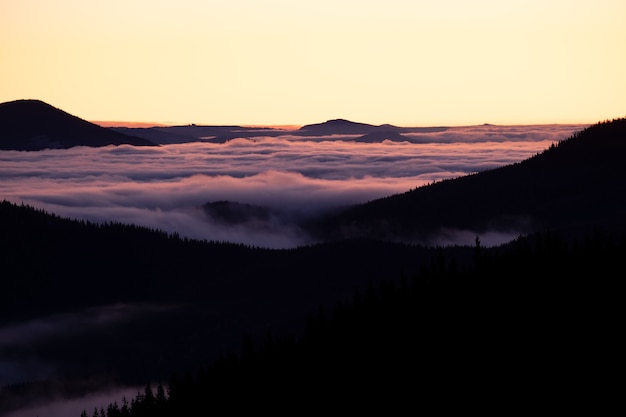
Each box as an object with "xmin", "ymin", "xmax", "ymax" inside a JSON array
[
  {"xmin": 203, "ymin": 200, "xmax": 275, "ymax": 225},
  {"xmin": 0, "ymin": 99, "xmax": 155, "ymax": 150},
  {"xmin": 297, "ymin": 119, "xmax": 449, "ymax": 137},
  {"xmin": 113, "ymin": 124, "xmax": 290, "ymax": 144},
  {"xmin": 308, "ymin": 118, "xmax": 626, "ymax": 242},
  {"xmin": 110, "ymin": 119, "xmax": 449, "ymax": 143},
  {"xmin": 298, "ymin": 119, "xmax": 401, "ymax": 136}
]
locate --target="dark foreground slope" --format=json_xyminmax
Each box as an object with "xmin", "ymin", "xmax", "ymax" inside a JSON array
[
  {"xmin": 309, "ymin": 118, "xmax": 626, "ymax": 242},
  {"xmin": 0, "ymin": 100, "xmax": 155, "ymax": 150},
  {"xmin": 0, "ymin": 201, "xmax": 468, "ymax": 398},
  {"xmin": 3, "ymin": 200, "xmax": 621, "ymax": 415},
  {"xmin": 92, "ymin": 229, "xmax": 623, "ymax": 415}
]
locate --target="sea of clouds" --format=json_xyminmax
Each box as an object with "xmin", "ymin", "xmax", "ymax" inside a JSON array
[{"xmin": 0, "ymin": 124, "xmax": 585, "ymax": 248}]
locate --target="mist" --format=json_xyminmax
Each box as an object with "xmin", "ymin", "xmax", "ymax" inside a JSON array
[
  {"xmin": 0, "ymin": 305, "xmax": 174, "ymax": 417},
  {"xmin": 0, "ymin": 125, "xmax": 584, "ymax": 248},
  {"xmin": 0, "ymin": 304, "xmax": 177, "ymax": 386},
  {"xmin": 4, "ymin": 386, "xmax": 141, "ymax": 417}
]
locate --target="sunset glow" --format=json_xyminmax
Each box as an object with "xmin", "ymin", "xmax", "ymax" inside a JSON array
[
  {"xmin": 2, "ymin": 1, "xmax": 623, "ymax": 408},
  {"xmin": 1, "ymin": 0, "xmax": 624, "ymax": 126}
]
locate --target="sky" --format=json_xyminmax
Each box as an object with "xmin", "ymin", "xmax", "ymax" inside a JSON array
[{"xmin": 1, "ymin": 0, "xmax": 625, "ymax": 126}]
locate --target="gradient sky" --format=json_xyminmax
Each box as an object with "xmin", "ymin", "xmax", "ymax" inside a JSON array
[{"xmin": 1, "ymin": 0, "xmax": 625, "ymax": 126}]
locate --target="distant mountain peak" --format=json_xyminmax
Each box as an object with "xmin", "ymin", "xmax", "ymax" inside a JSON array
[
  {"xmin": 324, "ymin": 118, "xmax": 360, "ymax": 124},
  {"xmin": 203, "ymin": 200, "xmax": 273, "ymax": 225},
  {"xmin": 0, "ymin": 99, "xmax": 155, "ymax": 151},
  {"xmin": 8, "ymin": 98, "xmax": 48, "ymax": 106},
  {"xmin": 299, "ymin": 119, "xmax": 392, "ymax": 136},
  {"xmin": 300, "ymin": 118, "xmax": 371, "ymax": 128}
]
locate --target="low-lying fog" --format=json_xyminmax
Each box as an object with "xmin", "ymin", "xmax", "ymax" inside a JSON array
[{"xmin": 0, "ymin": 124, "xmax": 584, "ymax": 248}]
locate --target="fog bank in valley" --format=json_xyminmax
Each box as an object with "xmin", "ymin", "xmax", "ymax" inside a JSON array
[{"xmin": 0, "ymin": 125, "xmax": 584, "ymax": 248}]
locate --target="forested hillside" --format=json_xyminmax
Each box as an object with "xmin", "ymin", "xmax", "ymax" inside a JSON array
[
  {"xmin": 85, "ymin": 228, "xmax": 623, "ymax": 415},
  {"xmin": 1, "ymin": 200, "xmax": 468, "ymax": 415},
  {"xmin": 310, "ymin": 118, "xmax": 626, "ymax": 242}
]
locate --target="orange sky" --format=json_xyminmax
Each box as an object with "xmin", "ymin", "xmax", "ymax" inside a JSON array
[
  {"xmin": 1, "ymin": 0, "xmax": 625, "ymax": 126},
  {"xmin": 92, "ymin": 121, "xmax": 170, "ymax": 128}
]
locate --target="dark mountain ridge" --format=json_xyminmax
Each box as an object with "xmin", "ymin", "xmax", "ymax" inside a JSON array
[
  {"xmin": 298, "ymin": 118, "xmax": 390, "ymax": 135},
  {"xmin": 203, "ymin": 200, "xmax": 275, "ymax": 225},
  {"xmin": 0, "ymin": 200, "xmax": 460, "ymax": 387},
  {"xmin": 298, "ymin": 118, "xmax": 449, "ymax": 136},
  {"xmin": 0, "ymin": 99, "xmax": 155, "ymax": 150},
  {"xmin": 112, "ymin": 118, "xmax": 450, "ymax": 144},
  {"xmin": 308, "ymin": 117, "xmax": 626, "ymax": 242},
  {"xmin": 112, "ymin": 125, "xmax": 290, "ymax": 144}
]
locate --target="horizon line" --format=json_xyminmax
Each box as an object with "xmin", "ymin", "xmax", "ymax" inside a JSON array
[{"xmin": 90, "ymin": 120, "xmax": 592, "ymax": 129}]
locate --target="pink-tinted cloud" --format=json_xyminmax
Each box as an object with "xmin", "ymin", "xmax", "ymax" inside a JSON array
[{"xmin": 0, "ymin": 124, "xmax": 585, "ymax": 247}]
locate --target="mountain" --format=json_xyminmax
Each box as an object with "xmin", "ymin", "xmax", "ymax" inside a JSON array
[
  {"xmin": 111, "ymin": 126, "xmax": 200, "ymax": 144},
  {"xmin": 298, "ymin": 119, "xmax": 401, "ymax": 135},
  {"xmin": 0, "ymin": 99, "xmax": 155, "ymax": 150},
  {"xmin": 92, "ymin": 225, "xmax": 622, "ymax": 414},
  {"xmin": 297, "ymin": 119, "xmax": 450, "ymax": 138},
  {"xmin": 308, "ymin": 118, "xmax": 626, "ymax": 242},
  {"xmin": 0, "ymin": 200, "xmax": 452, "ymax": 386},
  {"xmin": 203, "ymin": 200, "xmax": 276, "ymax": 225},
  {"xmin": 112, "ymin": 124, "xmax": 292, "ymax": 144},
  {"xmin": 110, "ymin": 119, "xmax": 450, "ymax": 144}
]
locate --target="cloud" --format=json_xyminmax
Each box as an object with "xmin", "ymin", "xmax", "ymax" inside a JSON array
[
  {"xmin": 4, "ymin": 386, "xmax": 141, "ymax": 417},
  {"xmin": 0, "ymin": 304, "xmax": 173, "ymax": 351},
  {"xmin": 0, "ymin": 304, "xmax": 177, "ymax": 386},
  {"xmin": 403, "ymin": 123, "xmax": 586, "ymax": 143},
  {"xmin": 0, "ymin": 125, "xmax": 584, "ymax": 247}
]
